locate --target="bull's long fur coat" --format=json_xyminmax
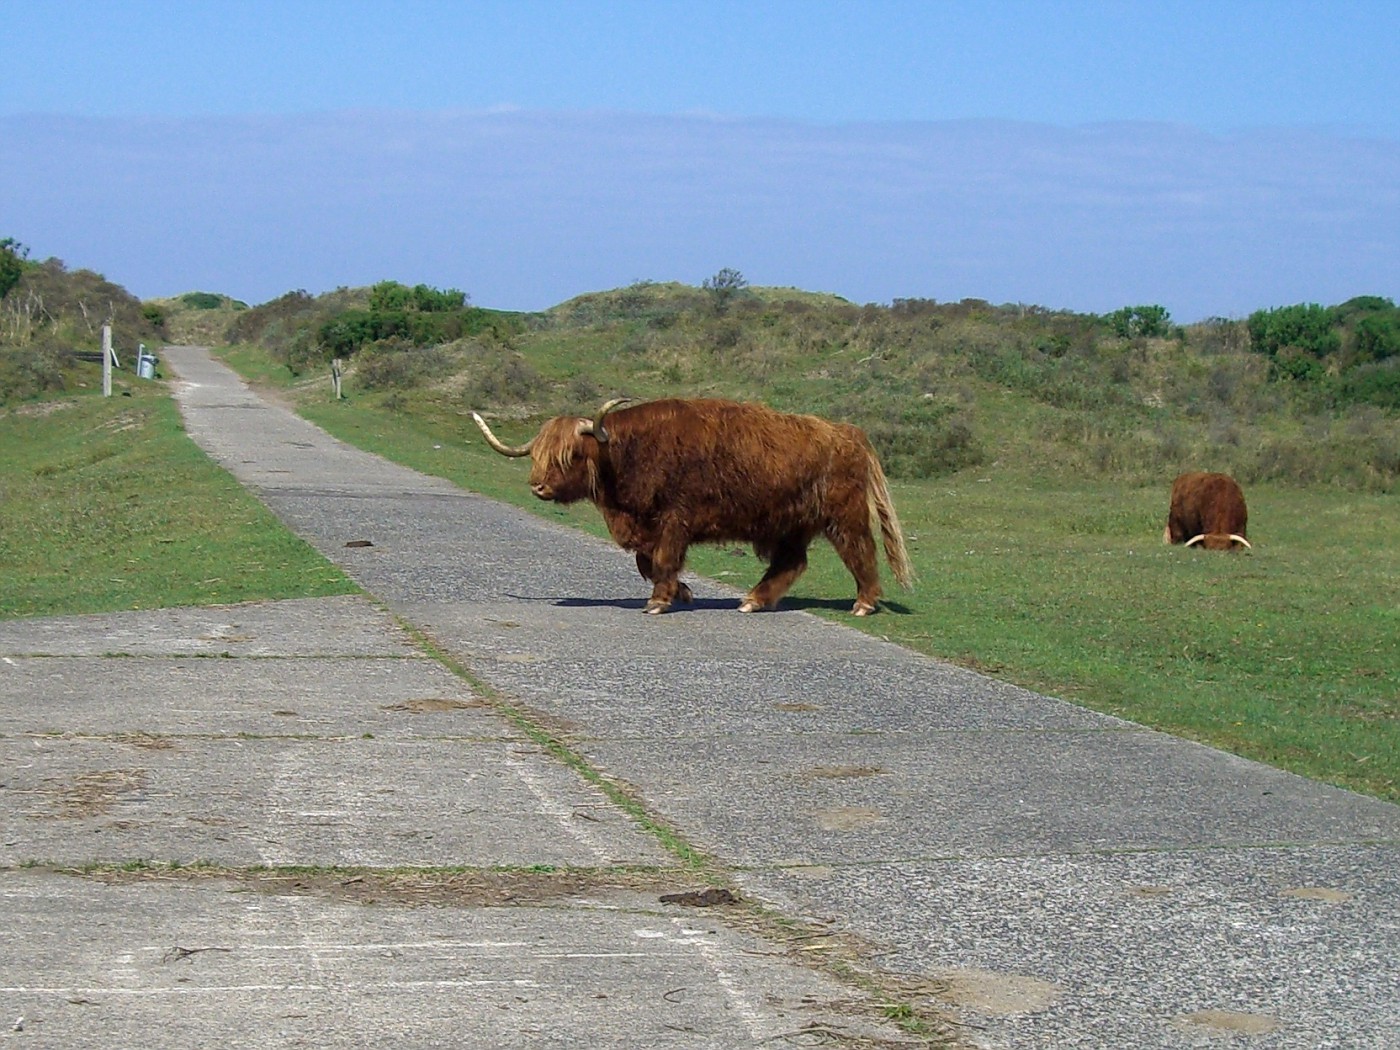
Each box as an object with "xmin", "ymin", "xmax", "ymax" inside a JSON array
[
  {"xmin": 524, "ymin": 397, "xmax": 913, "ymax": 612},
  {"xmin": 1164, "ymin": 471, "xmax": 1250, "ymax": 550}
]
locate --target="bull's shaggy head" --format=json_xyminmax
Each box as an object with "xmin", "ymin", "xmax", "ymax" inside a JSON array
[{"xmin": 471, "ymin": 398, "xmax": 633, "ymax": 503}]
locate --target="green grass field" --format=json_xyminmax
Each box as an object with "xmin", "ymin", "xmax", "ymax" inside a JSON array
[{"xmin": 0, "ymin": 382, "xmax": 357, "ymax": 618}]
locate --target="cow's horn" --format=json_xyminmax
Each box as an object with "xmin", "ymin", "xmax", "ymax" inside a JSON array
[
  {"xmin": 579, "ymin": 396, "xmax": 636, "ymax": 444},
  {"xmin": 1185, "ymin": 534, "xmax": 1205, "ymax": 547},
  {"xmin": 470, "ymin": 412, "xmax": 535, "ymax": 457},
  {"xmin": 1229, "ymin": 534, "xmax": 1252, "ymax": 549}
]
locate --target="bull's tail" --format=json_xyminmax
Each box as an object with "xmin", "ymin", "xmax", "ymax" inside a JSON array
[{"xmin": 866, "ymin": 452, "xmax": 915, "ymax": 589}]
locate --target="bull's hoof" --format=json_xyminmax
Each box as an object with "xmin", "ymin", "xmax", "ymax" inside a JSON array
[
  {"xmin": 644, "ymin": 600, "xmax": 670, "ymax": 615},
  {"xmin": 851, "ymin": 601, "xmax": 877, "ymax": 616},
  {"xmin": 737, "ymin": 599, "xmax": 762, "ymax": 613},
  {"xmin": 676, "ymin": 583, "xmax": 694, "ymax": 604}
]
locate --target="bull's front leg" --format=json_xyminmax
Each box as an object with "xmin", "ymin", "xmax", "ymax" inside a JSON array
[
  {"xmin": 642, "ymin": 522, "xmax": 692, "ymax": 614},
  {"xmin": 635, "ymin": 552, "xmax": 692, "ymax": 608},
  {"xmin": 605, "ymin": 511, "xmax": 691, "ymax": 611}
]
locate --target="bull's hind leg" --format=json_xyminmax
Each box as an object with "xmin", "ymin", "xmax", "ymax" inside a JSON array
[
  {"xmin": 827, "ymin": 520, "xmax": 882, "ymax": 615},
  {"xmin": 740, "ymin": 537, "xmax": 809, "ymax": 612}
]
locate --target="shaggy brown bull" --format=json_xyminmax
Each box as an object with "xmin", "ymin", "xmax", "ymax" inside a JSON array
[
  {"xmin": 1163, "ymin": 471, "xmax": 1251, "ymax": 551},
  {"xmin": 472, "ymin": 397, "xmax": 914, "ymax": 614}
]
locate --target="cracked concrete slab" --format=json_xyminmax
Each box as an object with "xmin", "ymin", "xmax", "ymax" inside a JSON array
[{"xmin": 2, "ymin": 870, "xmax": 902, "ymax": 1049}]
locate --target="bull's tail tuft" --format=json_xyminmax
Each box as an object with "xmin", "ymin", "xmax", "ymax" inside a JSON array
[{"xmin": 866, "ymin": 452, "xmax": 915, "ymax": 589}]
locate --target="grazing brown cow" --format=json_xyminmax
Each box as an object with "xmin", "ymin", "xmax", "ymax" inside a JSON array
[
  {"xmin": 472, "ymin": 397, "xmax": 915, "ymax": 614},
  {"xmin": 1163, "ymin": 471, "xmax": 1251, "ymax": 551}
]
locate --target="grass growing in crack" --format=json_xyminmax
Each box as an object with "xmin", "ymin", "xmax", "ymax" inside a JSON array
[{"xmin": 400, "ymin": 621, "xmax": 716, "ymax": 873}]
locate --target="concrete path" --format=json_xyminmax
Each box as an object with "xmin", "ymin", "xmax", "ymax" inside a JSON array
[
  {"xmin": 5, "ymin": 344, "xmax": 1399, "ymax": 1047},
  {"xmin": 3, "ymin": 597, "xmax": 901, "ymax": 1048}
]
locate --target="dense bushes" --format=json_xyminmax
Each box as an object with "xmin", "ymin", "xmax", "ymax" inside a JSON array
[
  {"xmin": 1247, "ymin": 302, "xmax": 1341, "ymax": 360},
  {"xmin": 0, "ymin": 257, "xmax": 163, "ymax": 351},
  {"xmin": 224, "ymin": 289, "xmax": 338, "ymax": 374},
  {"xmin": 0, "ymin": 238, "xmax": 29, "ymax": 300},
  {"xmin": 226, "ymin": 281, "xmax": 528, "ymax": 377},
  {"xmin": 1247, "ymin": 297, "xmax": 1400, "ymax": 405},
  {"xmin": 0, "ymin": 243, "xmax": 165, "ymax": 404},
  {"xmin": 318, "ymin": 281, "xmax": 521, "ymax": 358},
  {"xmin": 352, "ymin": 339, "xmax": 455, "ymax": 391},
  {"xmin": 1339, "ymin": 361, "xmax": 1400, "ymax": 408},
  {"xmin": 0, "ymin": 337, "xmax": 66, "ymax": 401},
  {"xmin": 855, "ymin": 398, "xmax": 982, "ymax": 479},
  {"xmin": 1105, "ymin": 304, "xmax": 1173, "ymax": 339},
  {"xmin": 179, "ymin": 291, "xmax": 229, "ymax": 310}
]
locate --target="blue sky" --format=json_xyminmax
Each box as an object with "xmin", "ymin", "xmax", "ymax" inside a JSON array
[{"xmin": 3, "ymin": 1, "xmax": 1397, "ymax": 320}]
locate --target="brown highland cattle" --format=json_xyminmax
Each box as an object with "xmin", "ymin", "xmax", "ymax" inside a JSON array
[
  {"xmin": 1163, "ymin": 471, "xmax": 1251, "ymax": 551},
  {"xmin": 472, "ymin": 397, "xmax": 915, "ymax": 614}
]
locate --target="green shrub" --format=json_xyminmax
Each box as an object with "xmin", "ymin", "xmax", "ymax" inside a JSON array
[
  {"xmin": 352, "ymin": 339, "xmax": 453, "ymax": 391},
  {"xmin": 868, "ymin": 410, "xmax": 982, "ymax": 478},
  {"xmin": 0, "ymin": 342, "xmax": 66, "ymax": 403},
  {"xmin": 1341, "ymin": 361, "xmax": 1400, "ymax": 408},
  {"xmin": 1353, "ymin": 310, "xmax": 1400, "ymax": 364},
  {"xmin": 315, "ymin": 281, "xmax": 520, "ymax": 358},
  {"xmin": 0, "ymin": 237, "xmax": 29, "ymax": 300},
  {"xmin": 1273, "ymin": 345, "xmax": 1327, "ymax": 382},
  {"xmin": 809, "ymin": 391, "xmax": 984, "ymax": 479},
  {"xmin": 1242, "ymin": 298, "xmax": 1400, "ymax": 409},
  {"xmin": 225, "ymin": 289, "xmax": 323, "ymax": 371},
  {"xmin": 460, "ymin": 351, "xmax": 546, "ymax": 406},
  {"xmin": 140, "ymin": 303, "xmax": 168, "ymax": 331},
  {"xmin": 1248, "ymin": 302, "xmax": 1340, "ymax": 359},
  {"xmin": 1106, "ymin": 304, "xmax": 1171, "ymax": 339}
]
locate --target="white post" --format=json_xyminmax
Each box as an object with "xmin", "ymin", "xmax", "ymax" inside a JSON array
[{"xmin": 102, "ymin": 324, "xmax": 113, "ymax": 397}]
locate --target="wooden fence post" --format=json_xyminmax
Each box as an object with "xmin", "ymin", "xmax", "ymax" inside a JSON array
[{"xmin": 102, "ymin": 324, "xmax": 113, "ymax": 397}]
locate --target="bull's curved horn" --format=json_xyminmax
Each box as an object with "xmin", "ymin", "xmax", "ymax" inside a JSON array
[
  {"xmin": 578, "ymin": 396, "xmax": 636, "ymax": 444},
  {"xmin": 1229, "ymin": 534, "xmax": 1252, "ymax": 549},
  {"xmin": 470, "ymin": 412, "xmax": 535, "ymax": 457},
  {"xmin": 1184, "ymin": 534, "xmax": 1205, "ymax": 547}
]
